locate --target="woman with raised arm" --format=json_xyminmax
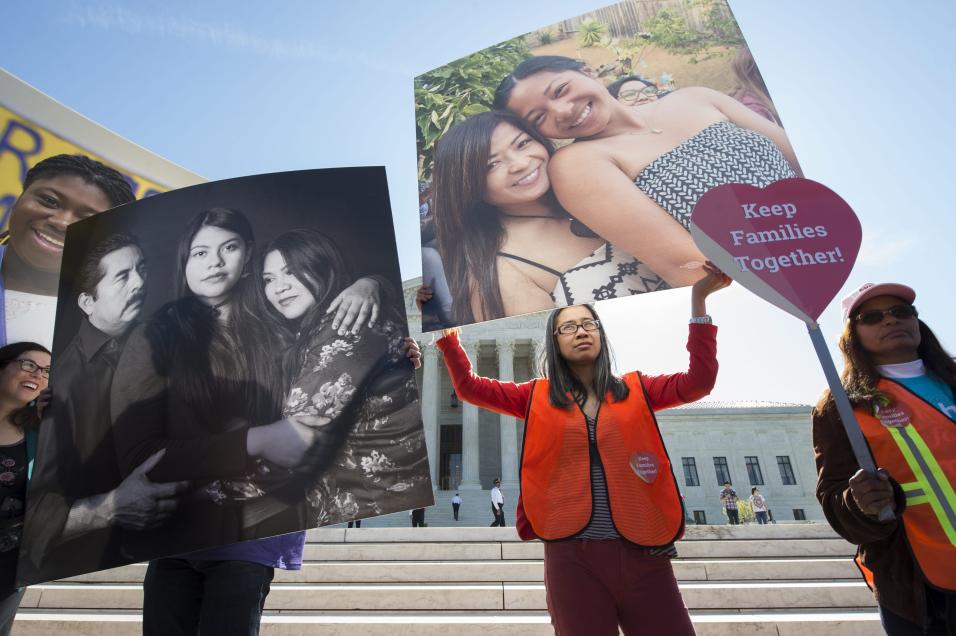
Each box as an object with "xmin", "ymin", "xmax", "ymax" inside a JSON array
[
  {"xmin": 434, "ymin": 264, "xmax": 730, "ymax": 635},
  {"xmin": 493, "ymin": 55, "xmax": 800, "ymax": 288}
]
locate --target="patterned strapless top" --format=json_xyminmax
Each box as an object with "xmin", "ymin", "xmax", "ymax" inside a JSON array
[
  {"xmin": 634, "ymin": 120, "xmax": 796, "ymax": 230},
  {"xmin": 497, "ymin": 242, "xmax": 669, "ymax": 307}
]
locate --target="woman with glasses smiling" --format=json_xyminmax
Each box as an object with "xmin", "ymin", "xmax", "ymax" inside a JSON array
[
  {"xmin": 434, "ymin": 263, "xmax": 729, "ymax": 635},
  {"xmin": 0, "ymin": 342, "xmax": 51, "ymax": 636},
  {"xmin": 813, "ymin": 283, "xmax": 956, "ymax": 635}
]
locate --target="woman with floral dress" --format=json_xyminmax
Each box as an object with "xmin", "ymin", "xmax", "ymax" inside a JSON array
[{"xmin": 258, "ymin": 229, "xmax": 430, "ymax": 527}]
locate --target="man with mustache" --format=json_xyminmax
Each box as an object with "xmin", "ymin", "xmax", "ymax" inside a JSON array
[
  {"xmin": 19, "ymin": 233, "xmax": 186, "ymax": 582},
  {"xmin": 1, "ymin": 154, "xmax": 134, "ymax": 348}
]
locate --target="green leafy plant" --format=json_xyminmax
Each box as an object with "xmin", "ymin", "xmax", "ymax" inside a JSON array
[
  {"xmin": 536, "ymin": 29, "xmax": 554, "ymax": 45},
  {"xmin": 415, "ymin": 37, "xmax": 530, "ymax": 180},
  {"xmin": 644, "ymin": 0, "xmax": 743, "ymax": 61},
  {"xmin": 576, "ymin": 19, "xmax": 608, "ymax": 48}
]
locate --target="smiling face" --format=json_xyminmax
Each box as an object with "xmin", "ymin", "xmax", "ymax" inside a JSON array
[
  {"xmin": 262, "ymin": 249, "xmax": 318, "ymax": 320},
  {"xmin": 80, "ymin": 245, "xmax": 147, "ymax": 337},
  {"xmin": 483, "ymin": 122, "xmax": 552, "ymax": 211},
  {"xmin": 8, "ymin": 175, "xmax": 113, "ymax": 273},
  {"xmin": 0, "ymin": 349, "xmax": 51, "ymax": 406},
  {"xmin": 184, "ymin": 225, "xmax": 249, "ymax": 307},
  {"xmin": 553, "ymin": 305, "xmax": 602, "ymax": 366},
  {"xmin": 616, "ymin": 80, "xmax": 658, "ymax": 106},
  {"xmin": 853, "ymin": 295, "xmax": 921, "ymax": 365},
  {"xmin": 504, "ymin": 68, "xmax": 614, "ymax": 140}
]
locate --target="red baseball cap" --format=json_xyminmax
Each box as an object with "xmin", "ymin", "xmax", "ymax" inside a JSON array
[{"xmin": 841, "ymin": 282, "xmax": 916, "ymax": 322}]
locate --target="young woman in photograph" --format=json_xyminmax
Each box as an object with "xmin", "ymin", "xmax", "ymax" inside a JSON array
[
  {"xmin": 109, "ymin": 208, "xmax": 385, "ymax": 636},
  {"xmin": 493, "ymin": 55, "xmax": 801, "ymax": 288},
  {"xmin": 257, "ymin": 228, "xmax": 429, "ymax": 528},
  {"xmin": 434, "ymin": 264, "xmax": 730, "ymax": 635},
  {"xmin": 0, "ymin": 342, "xmax": 50, "ymax": 636},
  {"xmin": 432, "ymin": 109, "xmax": 666, "ymax": 326}
]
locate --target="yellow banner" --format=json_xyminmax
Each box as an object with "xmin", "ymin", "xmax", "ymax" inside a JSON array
[{"xmin": 0, "ymin": 106, "xmax": 167, "ymax": 231}]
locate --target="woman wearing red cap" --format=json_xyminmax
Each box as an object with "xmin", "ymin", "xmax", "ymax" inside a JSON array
[{"xmin": 813, "ymin": 282, "xmax": 955, "ymax": 635}]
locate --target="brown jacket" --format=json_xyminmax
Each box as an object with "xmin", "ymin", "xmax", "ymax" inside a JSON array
[{"xmin": 811, "ymin": 402, "xmax": 922, "ymax": 626}]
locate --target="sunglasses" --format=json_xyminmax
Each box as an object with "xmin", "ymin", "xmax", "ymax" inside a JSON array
[{"xmin": 855, "ymin": 305, "xmax": 918, "ymax": 325}]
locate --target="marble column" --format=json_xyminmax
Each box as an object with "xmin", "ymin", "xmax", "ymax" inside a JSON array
[
  {"xmin": 421, "ymin": 344, "xmax": 440, "ymax": 490},
  {"xmin": 458, "ymin": 340, "xmax": 482, "ymax": 490},
  {"xmin": 497, "ymin": 341, "xmax": 519, "ymax": 490}
]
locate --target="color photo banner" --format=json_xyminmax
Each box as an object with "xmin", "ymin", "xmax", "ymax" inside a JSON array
[
  {"xmin": 18, "ymin": 168, "xmax": 433, "ymax": 585},
  {"xmin": 414, "ymin": 0, "xmax": 802, "ymax": 331}
]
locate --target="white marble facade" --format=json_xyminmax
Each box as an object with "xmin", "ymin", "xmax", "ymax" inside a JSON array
[{"xmin": 404, "ymin": 279, "xmax": 824, "ymax": 524}]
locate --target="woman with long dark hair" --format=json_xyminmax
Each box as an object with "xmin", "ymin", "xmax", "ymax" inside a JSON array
[
  {"xmin": 0, "ymin": 342, "xmax": 50, "ymax": 635},
  {"xmin": 493, "ymin": 55, "xmax": 801, "ymax": 288},
  {"xmin": 109, "ymin": 209, "xmax": 384, "ymax": 636},
  {"xmin": 813, "ymin": 283, "xmax": 955, "ymax": 635},
  {"xmin": 432, "ymin": 109, "xmax": 665, "ymax": 326},
  {"xmin": 257, "ymin": 229, "xmax": 429, "ymax": 527},
  {"xmin": 433, "ymin": 264, "xmax": 730, "ymax": 634}
]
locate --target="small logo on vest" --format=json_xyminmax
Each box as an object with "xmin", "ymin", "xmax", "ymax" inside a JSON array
[
  {"xmin": 874, "ymin": 403, "xmax": 912, "ymax": 428},
  {"xmin": 629, "ymin": 452, "xmax": 660, "ymax": 483}
]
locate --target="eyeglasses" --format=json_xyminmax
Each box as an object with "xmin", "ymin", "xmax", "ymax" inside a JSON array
[
  {"xmin": 618, "ymin": 86, "xmax": 658, "ymax": 102},
  {"xmin": 555, "ymin": 319, "xmax": 601, "ymax": 335},
  {"xmin": 16, "ymin": 358, "xmax": 51, "ymax": 378},
  {"xmin": 855, "ymin": 305, "xmax": 918, "ymax": 325}
]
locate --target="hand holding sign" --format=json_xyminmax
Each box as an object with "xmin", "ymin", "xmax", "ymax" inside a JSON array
[{"xmin": 690, "ymin": 178, "xmax": 893, "ymax": 521}]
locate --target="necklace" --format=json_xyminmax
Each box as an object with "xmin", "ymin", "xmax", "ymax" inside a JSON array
[
  {"xmin": 499, "ymin": 213, "xmax": 598, "ymax": 239},
  {"xmin": 626, "ymin": 111, "xmax": 663, "ymax": 136}
]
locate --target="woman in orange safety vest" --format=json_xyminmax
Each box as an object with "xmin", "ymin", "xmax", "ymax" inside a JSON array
[
  {"xmin": 424, "ymin": 263, "xmax": 730, "ymax": 635},
  {"xmin": 813, "ymin": 282, "xmax": 956, "ymax": 635}
]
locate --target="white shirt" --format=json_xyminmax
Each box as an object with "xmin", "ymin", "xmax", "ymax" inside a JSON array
[
  {"xmin": 491, "ymin": 486, "xmax": 504, "ymax": 508},
  {"xmin": 4, "ymin": 289, "xmax": 57, "ymax": 349},
  {"xmin": 452, "ymin": 495, "xmax": 462, "ymax": 505}
]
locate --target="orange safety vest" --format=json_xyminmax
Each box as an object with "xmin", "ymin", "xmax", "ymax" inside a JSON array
[
  {"xmin": 854, "ymin": 379, "xmax": 956, "ymax": 591},
  {"xmin": 519, "ymin": 372, "xmax": 684, "ymax": 546}
]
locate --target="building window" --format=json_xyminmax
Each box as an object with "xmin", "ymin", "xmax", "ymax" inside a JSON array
[
  {"xmin": 745, "ymin": 456, "xmax": 764, "ymax": 486},
  {"xmin": 682, "ymin": 457, "xmax": 699, "ymax": 487},
  {"xmin": 693, "ymin": 510, "xmax": 707, "ymax": 525},
  {"xmin": 777, "ymin": 456, "xmax": 797, "ymax": 485},
  {"xmin": 793, "ymin": 509, "xmax": 806, "ymax": 521},
  {"xmin": 713, "ymin": 457, "xmax": 732, "ymax": 486}
]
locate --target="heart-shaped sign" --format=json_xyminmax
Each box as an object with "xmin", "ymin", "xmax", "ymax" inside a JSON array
[
  {"xmin": 690, "ymin": 178, "xmax": 861, "ymax": 324},
  {"xmin": 629, "ymin": 452, "xmax": 659, "ymax": 484}
]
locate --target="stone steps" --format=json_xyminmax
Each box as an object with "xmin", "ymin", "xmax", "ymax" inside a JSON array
[
  {"xmin": 11, "ymin": 609, "xmax": 883, "ymax": 636},
  {"xmin": 13, "ymin": 524, "xmax": 883, "ymax": 635}
]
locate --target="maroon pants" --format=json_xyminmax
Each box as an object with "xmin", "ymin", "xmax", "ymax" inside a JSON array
[{"xmin": 543, "ymin": 539, "xmax": 695, "ymax": 636}]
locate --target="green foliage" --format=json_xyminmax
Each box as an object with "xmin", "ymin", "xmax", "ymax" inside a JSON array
[
  {"xmin": 610, "ymin": 36, "xmax": 650, "ymax": 74},
  {"xmin": 576, "ymin": 19, "xmax": 608, "ymax": 48},
  {"xmin": 415, "ymin": 37, "xmax": 530, "ymax": 180},
  {"xmin": 536, "ymin": 29, "xmax": 554, "ymax": 45},
  {"xmin": 644, "ymin": 0, "xmax": 743, "ymax": 60}
]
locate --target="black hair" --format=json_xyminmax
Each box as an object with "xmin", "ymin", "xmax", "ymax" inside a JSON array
[
  {"xmin": 23, "ymin": 154, "xmax": 134, "ymax": 208},
  {"xmin": 76, "ymin": 233, "xmax": 142, "ymax": 298},
  {"xmin": 606, "ymin": 74, "xmax": 654, "ymax": 98},
  {"xmin": 751, "ymin": 487, "xmax": 758, "ymax": 495},
  {"xmin": 0, "ymin": 341, "xmax": 51, "ymax": 431},
  {"xmin": 493, "ymin": 56, "xmax": 587, "ymax": 110},
  {"xmin": 257, "ymin": 229, "xmax": 358, "ymax": 387},
  {"xmin": 541, "ymin": 304, "xmax": 628, "ymax": 409},
  {"xmin": 147, "ymin": 207, "xmax": 281, "ymax": 428}
]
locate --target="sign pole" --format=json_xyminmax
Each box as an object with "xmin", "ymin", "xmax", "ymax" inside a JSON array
[{"xmin": 806, "ymin": 322, "xmax": 895, "ymax": 521}]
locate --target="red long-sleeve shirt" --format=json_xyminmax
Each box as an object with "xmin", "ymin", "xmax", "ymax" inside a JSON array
[{"xmin": 436, "ymin": 324, "xmax": 719, "ymax": 539}]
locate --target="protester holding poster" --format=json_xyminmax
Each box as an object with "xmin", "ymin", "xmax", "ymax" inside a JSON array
[
  {"xmin": 492, "ymin": 55, "xmax": 800, "ymax": 289},
  {"xmin": 813, "ymin": 283, "xmax": 955, "ymax": 635},
  {"xmin": 433, "ymin": 110, "xmax": 666, "ymax": 325},
  {"xmin": 0, "ymin": 154, "xmax": 133, "ymax": 347},
  {"xmin": 435, "ymin": 264, "xmax": 730, "ymax": 635}
]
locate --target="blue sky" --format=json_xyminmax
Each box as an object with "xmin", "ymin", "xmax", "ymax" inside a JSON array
[{"xmin": 3, "ymin": 0, "xmax": 954, "ymax": 404}]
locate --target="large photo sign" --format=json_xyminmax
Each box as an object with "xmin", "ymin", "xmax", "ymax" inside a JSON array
[
  {"xmin": 18, "ymin": 168, "xmax": 433, "ymax": 584},
  {"xmin": 414, "ymin": 0, "xmax": 802, "ymax": 330}
]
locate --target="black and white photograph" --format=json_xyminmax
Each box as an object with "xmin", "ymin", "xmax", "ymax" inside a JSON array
[{"xmin": 17, "ymin": 168, "xmax": 432, "ymax": 585}]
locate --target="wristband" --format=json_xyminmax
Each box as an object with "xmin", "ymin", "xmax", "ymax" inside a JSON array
[{"xmin": 689, "ymin": 315, "xmax": 713, "ymax": 325}]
